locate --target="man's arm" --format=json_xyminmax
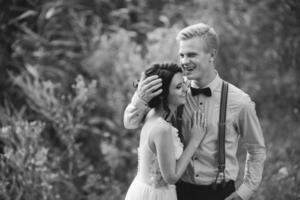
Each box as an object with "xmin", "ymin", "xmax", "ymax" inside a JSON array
[
  {"xmin": 123, "ymin": 92, "xmax": 150, "ymax": 129},
  {"xmin": 234, "ymin": 100, "xmax": 267, "ymax": 200},
  {"xmin": 123, "ymin": 73, "xmax": 162, "ymax": 129}
]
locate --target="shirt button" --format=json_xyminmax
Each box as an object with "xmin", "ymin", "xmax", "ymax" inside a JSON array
[
  {"xmin": 195, "ymin": 174, "xmax": 199, "ymax": 177},
  {"xmin": 199, "ymin": 102, "xmax": 203, "ymax": 105}
]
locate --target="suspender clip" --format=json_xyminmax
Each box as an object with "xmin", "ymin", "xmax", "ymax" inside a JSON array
[{"xmin": 218, "ymin": 164, "xmax": 225, "ymax": 172}]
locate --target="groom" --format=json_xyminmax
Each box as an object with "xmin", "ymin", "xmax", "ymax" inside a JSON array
[{"xmin": 124, "ymin": 23, "xmax": 266, "ymax": 200}]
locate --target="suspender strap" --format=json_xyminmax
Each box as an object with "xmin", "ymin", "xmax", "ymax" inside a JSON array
[
  {"xmin": 175, "ymin": 81, "xmax": 228, "ymax": 187},
  {"xmin": 213, "ymin": 81, "xmax": 229, "ymax": 188},
  {"xmin": 218, "ymin": 81, "xmax": 228, "ymax": 172},
  {"xmin": 176, "ymin": 105, "xmax": 185, "ymax": 144}
]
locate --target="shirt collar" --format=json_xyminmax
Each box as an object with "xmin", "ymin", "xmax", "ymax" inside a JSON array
[{"xmin": 190, "ymin": 71, "xmax": 222, "ymax": 93}]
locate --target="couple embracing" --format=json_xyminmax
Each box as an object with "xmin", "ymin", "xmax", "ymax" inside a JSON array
[{"xmin": 123, "ymin": 23, "xmax": 266, "ymax": 200}]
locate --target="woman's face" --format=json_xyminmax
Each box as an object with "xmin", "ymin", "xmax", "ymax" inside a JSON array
[{"xmin": 167, "ymin": 73, "xmax": 187, "ymax": 107}]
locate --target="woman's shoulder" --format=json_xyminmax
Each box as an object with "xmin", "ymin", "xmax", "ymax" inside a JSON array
[
  {"xmin": 151, "ymin": 117, "xmax": 170, "ymax": 130},
  {"xmin": 145, "ymin": 116, "xmax": 171, "ymax": 138}
]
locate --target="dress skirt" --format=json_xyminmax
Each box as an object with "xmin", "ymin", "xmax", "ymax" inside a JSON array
[{"xmin": 125, "ymin": 177, "xmax": 177, "ymax": 200}]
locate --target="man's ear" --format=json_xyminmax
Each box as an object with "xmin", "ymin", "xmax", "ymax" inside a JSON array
[{"xmin": 209, "ymin": 49, "xmax": 217, "ymax": 63}]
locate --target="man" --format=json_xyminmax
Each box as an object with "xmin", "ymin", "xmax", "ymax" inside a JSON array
[{"xmin": 124, "ymin": 23, "xmax": 266, "ymax": 200}]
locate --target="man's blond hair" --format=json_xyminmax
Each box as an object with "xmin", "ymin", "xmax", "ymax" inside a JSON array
[{"xmin": 176, "ymin": 23, "xmax": 219, "ymax": 53}]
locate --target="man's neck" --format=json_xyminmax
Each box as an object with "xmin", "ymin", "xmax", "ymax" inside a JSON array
[{"xmin": 195, "ymin": 70, "xmax": 217, "ymax": 88}]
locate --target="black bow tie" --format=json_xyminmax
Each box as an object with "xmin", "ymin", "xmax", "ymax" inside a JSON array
[{"xmin": 190, "ymin": 87, "xmax": 212, "ymax": 97}]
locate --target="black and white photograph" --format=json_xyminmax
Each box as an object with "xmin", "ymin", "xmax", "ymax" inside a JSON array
[{"xmin": 0, "ymin": 0, "xmax": 299, "ymax": 199}]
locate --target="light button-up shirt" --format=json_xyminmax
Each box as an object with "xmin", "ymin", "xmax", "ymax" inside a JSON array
[{"xmin": 180, "ymin": 74, "xmax": 266, "ymax": 200}]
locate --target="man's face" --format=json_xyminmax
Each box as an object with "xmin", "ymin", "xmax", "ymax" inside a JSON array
[{"xmin": 178, "ymin": 37, "xmax": 212, "ymax": 81}]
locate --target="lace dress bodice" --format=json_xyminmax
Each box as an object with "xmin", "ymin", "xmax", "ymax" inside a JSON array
[{"xmin": 136, "ymin": 117, "xmax": 184, "ymax": 188}]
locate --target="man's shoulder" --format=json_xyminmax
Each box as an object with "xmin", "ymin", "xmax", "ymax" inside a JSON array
[{"xmin": 226, "ymin": 82, "xmax": 252, "ymax": 106}]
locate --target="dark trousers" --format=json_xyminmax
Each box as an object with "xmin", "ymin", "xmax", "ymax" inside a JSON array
[{"xmin": 176, "ymin": 180, "xmax": 235, "ymax": 200}]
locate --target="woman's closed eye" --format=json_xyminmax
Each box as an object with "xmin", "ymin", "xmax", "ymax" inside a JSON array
[{"xmin": 176, "ymin": 83, "xmax": 183, "ymax": 89}]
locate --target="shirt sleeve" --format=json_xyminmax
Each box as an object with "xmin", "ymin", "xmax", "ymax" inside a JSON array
[
  {"xmin": 123, "ymin": 92, "xmax": 150, "ymax": 129},
  {"xmin": 235, "ymin": 100, "xmax": 267, "ymax": 200}
]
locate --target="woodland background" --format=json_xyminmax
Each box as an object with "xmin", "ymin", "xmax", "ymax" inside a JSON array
[{"xmin": 0, "ymin": 0, "xmax": 299, "ymax": 199}]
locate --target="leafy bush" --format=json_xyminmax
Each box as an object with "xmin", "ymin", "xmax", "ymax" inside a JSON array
[
  {"xmin": 7, "ymin": 25, "xmax": 147, "ymax": 199},
  {"xmin": 0, "ymin": 120, "xmax": 53, "ymax": 200}
]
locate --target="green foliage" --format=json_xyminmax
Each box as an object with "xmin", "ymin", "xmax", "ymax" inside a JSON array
[
  {"xmin": 258, "ymin": 117, "xmax": 300, "ymax": 200},
  {"xmin": 0, "ymin": 120, "xmax": 53, "ymax": 200},
  {"xmin": 6, "ymin": 20, "xmax": 146, "ymax": 199},
  {"xmin": 9, "ymin": 68, "xmax": 120, "ymax": 199}
]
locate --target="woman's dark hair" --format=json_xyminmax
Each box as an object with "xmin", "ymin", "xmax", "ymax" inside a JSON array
[{"xmin": 145, "ymin": 62, "xmax": 182, "ymax": 113}]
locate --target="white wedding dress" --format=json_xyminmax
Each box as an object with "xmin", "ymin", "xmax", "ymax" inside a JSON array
[{"xmin": 125, "ymin": 115, "xmax": 184, "ymax": 200}]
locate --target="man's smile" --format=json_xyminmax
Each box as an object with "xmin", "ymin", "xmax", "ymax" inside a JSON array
[{"xmin": 183, "ymin": 65, "xmax": 196, "ymax": 74}]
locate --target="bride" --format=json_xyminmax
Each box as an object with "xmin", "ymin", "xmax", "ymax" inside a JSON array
[{"xmin": 124, "ymin": 62, "xmax": 207, "ymax": 200}]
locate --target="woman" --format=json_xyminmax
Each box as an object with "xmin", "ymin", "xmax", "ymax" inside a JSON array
[{"xmin": 124, "ymin": 62, "xmax": 206, "ymax": 200}]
